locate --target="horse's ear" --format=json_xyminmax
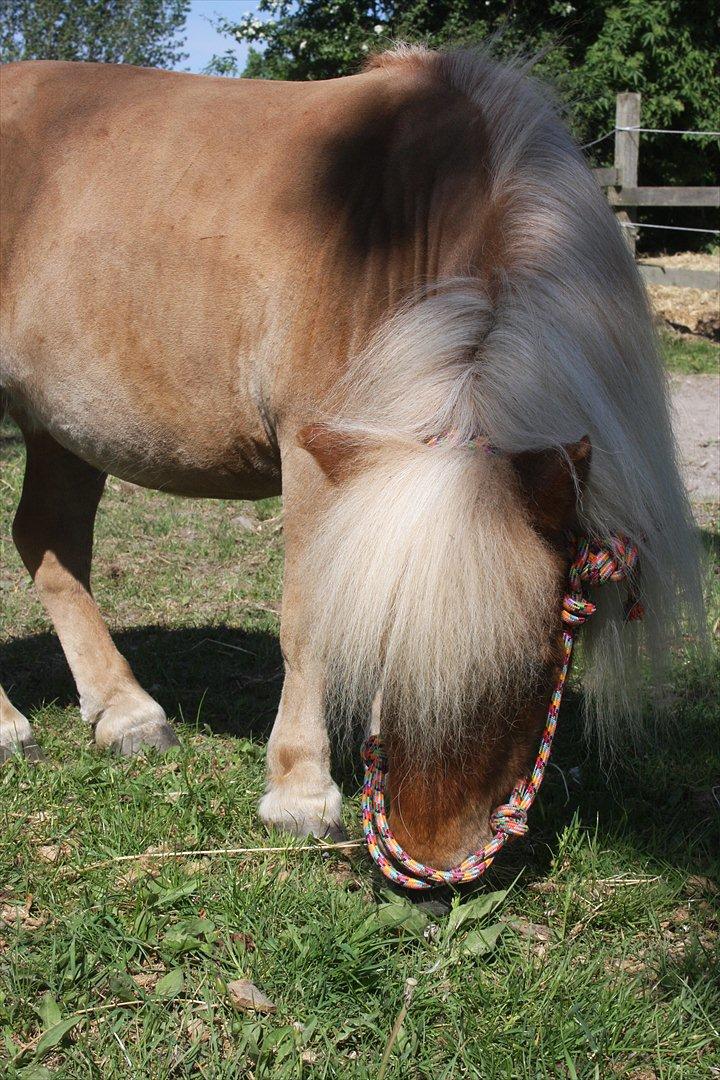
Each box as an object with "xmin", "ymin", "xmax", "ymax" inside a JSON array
[
  {"xmin": 510, "ymin": 436, "xmax": 591, "ymax": 535},
  {"xmin": 298, "ymin": 424, "xmax": 364, "ymax": 484}
]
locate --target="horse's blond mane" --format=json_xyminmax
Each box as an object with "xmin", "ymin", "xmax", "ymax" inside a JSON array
[{"xmin": 302, "ymin": 46, "xmax": 704, "ymax": 756}]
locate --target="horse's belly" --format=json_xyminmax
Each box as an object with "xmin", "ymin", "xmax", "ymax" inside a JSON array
[{"xmin": 3, "ymin": 349, "xmax": 281, "ymax": 499}]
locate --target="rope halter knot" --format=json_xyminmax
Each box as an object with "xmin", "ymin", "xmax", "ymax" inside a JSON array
[
  {"xmin": 361, "ymin": 534, "xmax": 642, "ymax": 890},
  {"xmin": 489, "ymin": 799, "xmax": 529, "ymax": 839}
]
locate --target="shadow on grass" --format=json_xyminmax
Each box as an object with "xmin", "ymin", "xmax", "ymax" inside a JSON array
[
  {"xmin": 3, "ymin": 626, "xmax": 718, "ymax": 884},
  {"xmin": 1, "ymin": 624, "xmax": 283, "ymax": 741},
  {"xmin": 508, "ymin": 672, "xmax": 720, "ymax": 883}
]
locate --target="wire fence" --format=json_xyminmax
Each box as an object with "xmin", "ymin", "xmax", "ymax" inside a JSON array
[
  {"xmin": 619, "ymin": 222, "xmax": 719, "ymax": 236},
  {"xmin": 581, "ymin": 112, "xmax": 719, "ymax": 241},
  {"xmin": 581, "ymin": 126, "xmax": 720, "ymax": 150}
]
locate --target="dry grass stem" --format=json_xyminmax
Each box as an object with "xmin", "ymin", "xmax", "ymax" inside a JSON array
[{"xmin": 72, "ymin": 839, "xmax": 364, "ymax": 876}]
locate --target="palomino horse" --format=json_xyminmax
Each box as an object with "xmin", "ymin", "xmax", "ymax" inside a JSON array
[{"xmin": 0, "ymin": 47, "xmax": 700, "ymax": 869}]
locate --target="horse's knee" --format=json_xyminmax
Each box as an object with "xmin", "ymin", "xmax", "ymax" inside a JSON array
[
  {"xmin": 10, "ymin": 501, "xmax": 39, "ymax": 571},
  {"xmin": 11, "ymin": 511, "xmax": 70, "ymax": 595}
]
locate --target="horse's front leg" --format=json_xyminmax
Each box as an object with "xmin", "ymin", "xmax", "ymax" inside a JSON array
[
  {"xmin": 259, "ymin": 662, "xmax": 343, "ymax": 840},
  {"xmin": 259, "ymin": 446, "xmax": 344, "ymax": 840}
]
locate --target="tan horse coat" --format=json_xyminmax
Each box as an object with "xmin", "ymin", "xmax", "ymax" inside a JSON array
[{"xmin": 0, "ymin": 53, "xmax": 700, "ymax": 867}]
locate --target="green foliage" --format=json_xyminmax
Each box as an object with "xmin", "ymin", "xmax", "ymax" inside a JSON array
[
  {"xmin": 208, "ymin": 0, "xmax": 719, "ymax": 193},
  {"xmin": 0, "ymin": 0, "xmax": 190, "ymax": 68},
  {"xmin": 545, "ymin": 0, "xmax": 720, "ymax": 192}
]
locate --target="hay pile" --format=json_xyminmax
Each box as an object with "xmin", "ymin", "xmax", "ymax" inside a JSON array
[{"xmin": 642, "ymin": 253, "xmax": 719, "ymax": 339}]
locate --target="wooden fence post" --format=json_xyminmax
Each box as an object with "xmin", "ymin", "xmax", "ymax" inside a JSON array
[{"xmin": 614, "ymin": 92, "xmax": 641, "ymax": 254}]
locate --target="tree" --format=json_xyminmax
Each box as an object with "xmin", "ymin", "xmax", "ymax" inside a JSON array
[
  {"xmin": 207, "ymin": 1, "xmax": 491, "ymax": 82},
  {"xmin": 207, "ymin": 1, "xmax": 719, "ymax": 201},
  {"xmin": 1, "ymin": 0, "xmax": 190, "ymax": 69}
]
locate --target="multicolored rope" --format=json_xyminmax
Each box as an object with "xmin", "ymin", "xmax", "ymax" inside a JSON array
[{"xmin": 361, "ymin": 534, "xmax": 642, "ymax": 890}]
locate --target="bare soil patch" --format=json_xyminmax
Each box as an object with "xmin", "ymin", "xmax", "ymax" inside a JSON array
[{"xmin": 670, "ymin": 374, "xmax": 719, "ymax": 503}]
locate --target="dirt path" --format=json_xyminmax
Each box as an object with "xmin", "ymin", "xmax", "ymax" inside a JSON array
[{"xmin": 670, "ymin": 374, "xmax": 719, "ymax": 503}]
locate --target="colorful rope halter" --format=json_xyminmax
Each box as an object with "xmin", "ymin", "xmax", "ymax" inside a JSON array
[{"xmin": 361, "ymin": 534, "xmax": 643, "ymax": 890}]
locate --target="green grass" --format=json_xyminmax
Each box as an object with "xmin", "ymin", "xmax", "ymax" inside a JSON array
[
  {"xmin": 1, "ymin": 390, "xmax": 719, "ymax": 1077},
  {"xmin": 662, "ymin": 331, "xmax": 719, "ymax": 376}
]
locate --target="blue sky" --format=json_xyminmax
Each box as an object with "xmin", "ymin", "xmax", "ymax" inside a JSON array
[{"xmin": 180, "ymin": 1, "xmax": 260, "ymax": 74}]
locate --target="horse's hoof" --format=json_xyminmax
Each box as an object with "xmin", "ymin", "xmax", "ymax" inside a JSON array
[
  {"xmin": 21, "ymin": 739, "xmax": 44, "ymax": 762},
  {"xmin": 0, "ymin": 706, "xmax": 42, "ymax": 763},
  {"xmin": 259, "ymin": 783, "xmax": 344, "ymax": 841},
  {"xmin": 0, "ymin": 738, "xmax": 44, "ymax": 764},
  {"xmin": 319, "ymin": 822, "xmax": 348, "ymax": 844},
  {"xmin": 109, "ymin": 718, "xmax": 181, "ymax": 757},
  {"xmin": 93, "ymin": 695, "xmax": 180, "ymax": 757}
]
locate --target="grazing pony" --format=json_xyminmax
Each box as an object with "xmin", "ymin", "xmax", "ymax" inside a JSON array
[{"xmin": 0, "ymin": 47, "xmax": 701, "ymax": 868}]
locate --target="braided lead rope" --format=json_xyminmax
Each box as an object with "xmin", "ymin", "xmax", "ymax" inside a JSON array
[{"xmin": 361, "ymin": 536, "xmax": 642, "ymax": 890}]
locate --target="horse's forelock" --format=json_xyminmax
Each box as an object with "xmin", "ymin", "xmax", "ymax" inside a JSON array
[{"xmin": 303, "ymin": 437, "xmax": 563, "ymax": 762}]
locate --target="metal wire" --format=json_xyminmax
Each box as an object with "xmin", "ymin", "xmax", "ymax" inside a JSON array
[
  {"xmin": 617, "ymin": 126, "xmax": 720, "ymax": 137},
  {"xmin": 581, "ymin": 125, "xmax": 720, "ymax": 151},
  {"xmin": 618, "ymin": 221, "xmax": 720, "ymax": 236},
  {"xmin": 580, "ymin": 130, "xmax": 616, "ymax": 150}
]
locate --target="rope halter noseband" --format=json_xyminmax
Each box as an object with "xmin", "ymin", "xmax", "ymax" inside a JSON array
[{"xmin": 361, "ymin": 534, "xmax": 642, "ymax": 890}]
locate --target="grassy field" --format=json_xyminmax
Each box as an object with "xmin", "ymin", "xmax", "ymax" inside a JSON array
[
  {"xmin": 1, "ymin": 337, "xmax": 719, "ymax": 1078},
  {"xmin": 662, "ymin": 332, "xmax": 719, "ymax": 376}
]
